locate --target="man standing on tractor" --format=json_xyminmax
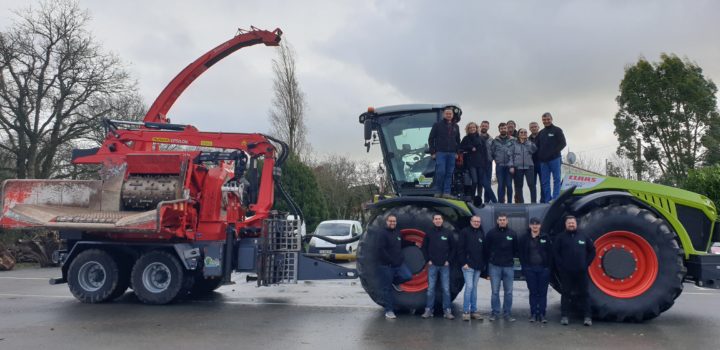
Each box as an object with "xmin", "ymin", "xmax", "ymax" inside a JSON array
[
  {"xmin": 536, "ymin": 112, "xmax": 567, "ymax": 203},
  {"xmin": 485, "ymin": 213, "xmax": 518, "ymax": 321},
  {"xmin": 428, "ymin": 108, "xmax": 461, "ymax": 199},
  {"xmin": 461, "ymin": 122, "xmax": 493, "ymax": 206},
  {"xmin": 479, "ymin": 120, "xmax": 497, "ymax": 203},
  {"xmin": 491, "ymin": 123, "xmax": 515, "ymax": 203},
  {"xmin": 528, "ymin": 121, "xmax": 543, "ymax": 203},
  {"xmin": 377, "ymin": 214, "xmax": 413, "ymax": 319},
  {"xmin": 421, "ymin": 214, "xmax": 455, "ymax": 320},
  {"xmin": 519, "ymin": 217, "xmax": 552, "ymax": 323},
  {"xmin": 554, "ymin": 215, "xmax": 596, "ymax": 326},
  {"xmin": 457, "ymin": 215, "xmax": 487, "ymax": 321}
]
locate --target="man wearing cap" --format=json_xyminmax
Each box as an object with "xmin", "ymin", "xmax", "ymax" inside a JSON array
[
  {"xmin": 519, "ymin": 217, "xmax": 552, "ymax": 323},
  {"xmin": 553, "ymin": 215, "xmax": 596, "ymax": 326}
]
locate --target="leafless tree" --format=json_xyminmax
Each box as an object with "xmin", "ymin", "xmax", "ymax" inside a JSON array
[
  {"xmin": 0, "ymin": 0, "xmax": 141, "ymax": 179},
  {"xmin": 268, "ymin": 40, "xmax": 308, "ymax": 156}
]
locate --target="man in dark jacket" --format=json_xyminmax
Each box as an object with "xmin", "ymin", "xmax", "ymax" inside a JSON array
[
  {"xmin": 519, "ymin": 217, "xmax": 552, "ymax": 323},
  {"xmin": 377, "ymin": 214, "xmax": 413, "ymax": 319},
  {"xmin": 553, "ymin": 216, "xmax": 596, "ymax": 326},
  {"xmin": 421, "ymin": 214, "xmax": 455, "ymax": 319},
  {"xmin": 528, "ymin": 121, "xmax": 543, "ymax": 203},
  {"xmin": 536, "ymin": 112, "xmax": 567, "ymax": 203},
  {"xmin": 484, "ymin": 213, "xmax": 518, "ymax": 321},
  {"xmin": 428, "ymin": 108, "xmax": 461, "ymax": 198},
  {"xmin": 457, "ymin": 215, "xmax": 487, "ymax": 321}
]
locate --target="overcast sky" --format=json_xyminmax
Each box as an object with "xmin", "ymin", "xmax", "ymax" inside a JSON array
[{"xmin": 2, "ymin": 0, "xmax": 719, "ymax": 165}]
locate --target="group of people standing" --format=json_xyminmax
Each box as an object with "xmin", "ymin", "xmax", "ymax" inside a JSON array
[
  {"xmin": 378, "ymin": 213, "xmax": 596, "ymax": 327},
  {"xmin": 428, "ymin": 108, "xmax": 567, "ymax": 204}
]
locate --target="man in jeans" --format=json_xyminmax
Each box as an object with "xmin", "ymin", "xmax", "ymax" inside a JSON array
[
  {"xmin": 421, "ymin": 214, "xmax": 455, "ymax": 320},
  {"xmin": 485, "ymin": 213, "xmax": 518, "ymax": 321},
  {"xmin": 377, "ymin": 214, "xmax": 413, "ymax": 319},
  {"xmin": 519, "ymin": 217, "xmax": 552, "ymax": 323},
  {"xmin": 491, "ymin": 123, "xmax": 515, "ymax": 203},
  {"xmin": 428, "ymin": 108, "xmax": 461, "ymax": 199},
  {"xmin": 479, "ymin": 120, "xmax": 497, "ymax": 203},
  {"xmin": 536, "ymin": 112, "xmax": 567, "ymax": 203},
  {"xmin": 457, "ymin": 215, "xmax": 487, "ymax": 321},
  {"xmin": 554, "ymin": 216, "xmax": 596, "ymax": 326}
]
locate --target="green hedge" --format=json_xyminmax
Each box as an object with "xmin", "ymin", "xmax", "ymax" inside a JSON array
[{"xmin": 683, "ymin": 165, "xmax": 720, "ymax": 209}]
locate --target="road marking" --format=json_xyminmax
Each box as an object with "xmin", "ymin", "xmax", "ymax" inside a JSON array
[{"xmin": 0, "ymin": 277, "xmax": 51, "ymax": 280}]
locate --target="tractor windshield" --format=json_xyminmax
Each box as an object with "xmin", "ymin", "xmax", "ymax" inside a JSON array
[{"xmin": 378, "ymin": 111, "xmax": 437, "ymax": 192}]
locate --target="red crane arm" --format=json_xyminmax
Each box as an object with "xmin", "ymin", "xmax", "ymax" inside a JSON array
[{"xmin": 143, "ymin": 27, "xmax": 283, "ymax": 124}]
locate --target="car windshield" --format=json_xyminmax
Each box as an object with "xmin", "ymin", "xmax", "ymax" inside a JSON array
[
  {"xmin": 378, "ymin": 111, "xmax": 437, "ymax": 189},
  {"xmin": 315, "ymin": 223, "xmax": 351, "ymax": 236}
]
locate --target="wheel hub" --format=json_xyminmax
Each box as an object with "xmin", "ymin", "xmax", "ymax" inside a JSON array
[{"xmin": 601, "ymin": 247, "xmax": 637, "ymax": 279}]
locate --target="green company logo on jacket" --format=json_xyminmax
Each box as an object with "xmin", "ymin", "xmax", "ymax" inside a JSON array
[{"xmin": 578, "ymin": 240, "xmax": 586, "ymax": 245}]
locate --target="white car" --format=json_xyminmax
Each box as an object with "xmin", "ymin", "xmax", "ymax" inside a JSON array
[{"xmin": 307, "ymin": 220, "xmax": 362, "ymax": 260}]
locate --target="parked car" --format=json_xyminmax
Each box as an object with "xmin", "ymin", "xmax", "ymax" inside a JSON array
[{"xmin": 307, "ymin": 220, "xmax": 362, "ymax": 260}]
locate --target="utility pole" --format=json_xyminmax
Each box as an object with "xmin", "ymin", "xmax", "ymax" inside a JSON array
[{"xmin": 636, "ymin": 138, "xmax": 642, "ymax": 181}]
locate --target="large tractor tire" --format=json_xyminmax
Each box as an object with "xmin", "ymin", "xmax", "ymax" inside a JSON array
[
  {"xmin": 357, "ymin": 205, "xmax": 465, "ymax": 313},
  {"xmin": 67, "ymin": 249, "xmax": 122, "ymax": 303},
  {"xmin": 131, "ymin": 250, "xmax": 186, "ymax": 304},
  {"xmin": 578, "ymin": 204, "xmax": 685, "ymax": 322}
]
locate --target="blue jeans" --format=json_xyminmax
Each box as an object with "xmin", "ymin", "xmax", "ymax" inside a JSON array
[
  {"xmin": 434, "ymin": 152, "xmax": 456, "ymax": 195},
  {"xmin": 378, "ymin": 264, "xmax": 413, "ymax": 312},
  {"xmin": 524, "ymin": 266, "xmax": 550, "ymax": 317},
  {"xmin": 426, "ymin": 264, "xmax": 451, "ymax": 311},
  {"xmin": 483, "ymin": 162, "xmax": 497, "ymax": 203},
  {"xmin": 489, "ymin": 264, "xmax": 514, "ymax": 317},
  {"xmin": 540, "ymin": 156, "xmax": 562, "ymax": 203},
  {"xmin": 462, "ymin": 267, "xmax": 481, "ymax": 313},
  {"xmin": 496, "ymin": 165, "xmax": 513, "ymax": 203}
]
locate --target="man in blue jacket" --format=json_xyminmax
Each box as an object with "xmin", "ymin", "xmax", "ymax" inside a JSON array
[
  {"xmin": 428, "ymin": 108, "xmax": 461, "ymax": 199},
  {"xmin": 519, "ymin": 217, "xmax": 552, "ymax": 323},
  {"xmin": 553, "ymin": 216, "xmax": 596, "ymax": 326},
  {"xmin": 421, "ymin": 214, "xmax": 455, "ymax": 320},
  {"xmin": 377, "ymin": 214, "xmax": 413, "ymax": 319}
]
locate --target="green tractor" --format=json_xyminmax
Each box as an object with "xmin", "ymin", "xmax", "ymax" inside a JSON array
[{"xmin": 356, "ymin": 104, "xmax": 720, "ymax": 321}]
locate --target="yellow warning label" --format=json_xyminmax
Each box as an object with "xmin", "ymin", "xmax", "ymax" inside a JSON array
[{"xmin": 200, "ymin": 140, "xmax": 213, "ymax": 147}]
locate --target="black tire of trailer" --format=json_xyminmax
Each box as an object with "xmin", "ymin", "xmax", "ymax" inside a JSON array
[
  {"xmin": 67, "ymin": 249, "xmax": 122, "ymax": 303},
  {"xmin": 577, "ymin": 204, "xmax": 686, "ymax": 322},
  {"xmin": 357, "ymin": 205, "xmax": 465, "ymax": 313},
  {"xmin": 131, "ymin": 250, "xmax": 186, "ymax": 305}
]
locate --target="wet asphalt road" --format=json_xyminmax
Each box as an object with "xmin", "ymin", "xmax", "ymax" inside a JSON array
[{"xmin": 1, "ymin": 266, "xmax": 720, "ymax": 350}]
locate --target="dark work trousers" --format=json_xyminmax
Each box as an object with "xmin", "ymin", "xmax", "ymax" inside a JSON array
[
  {"xmin": 524, "ymin": 266, "xmax": 550, "ymax": 317},
  {"xmin": 559, "ymin": 270, "xmax": 591, "ymax": 318},
  {"xmin": 535, "ymin": 166, "xmax": 544, "ymax": 203},
  {"xmin": 378, "ymin": 264, "xmax": 413, "ymax": 312},
  {"xmin": 468, "ymin": 166, "xmax": 495, "ymax": 204},
  {"xmin": 513, "ymin": 167, "xmax": 536, "ymax": 203}
]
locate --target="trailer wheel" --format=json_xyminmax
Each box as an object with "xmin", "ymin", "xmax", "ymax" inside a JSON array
[
  {"xmin": 131, "ymin": 251, "xmax": 185, "ymax": 304},
  {"xmin": 67, "ymin": 249, "xmax": 121, "ymax": 303},
  {"xmin": 579, "ymin": 204, "xmax": 685, "ymax": 322},
  {"xmin": 190, "ymin": 277, "xmax": 224, "ymax": 296},
  {"xmin": 357, "ymin": 205, "xmax": 465, "ymax": 312}
]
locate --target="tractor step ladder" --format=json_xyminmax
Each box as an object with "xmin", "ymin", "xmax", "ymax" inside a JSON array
[{"xmin": 258, "ymin": 215, "xmax": 301, "ymax": 286}]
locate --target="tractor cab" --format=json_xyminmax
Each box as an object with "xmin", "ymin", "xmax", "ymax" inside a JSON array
[{"xmin": 359, "ymin": 104, "xmax": 462, "ymax": 197}]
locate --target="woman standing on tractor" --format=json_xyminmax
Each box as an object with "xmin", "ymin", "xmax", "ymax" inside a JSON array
[{"xmin": 461, "ymin": 122, "xmax": 494, "ymax": 205}]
